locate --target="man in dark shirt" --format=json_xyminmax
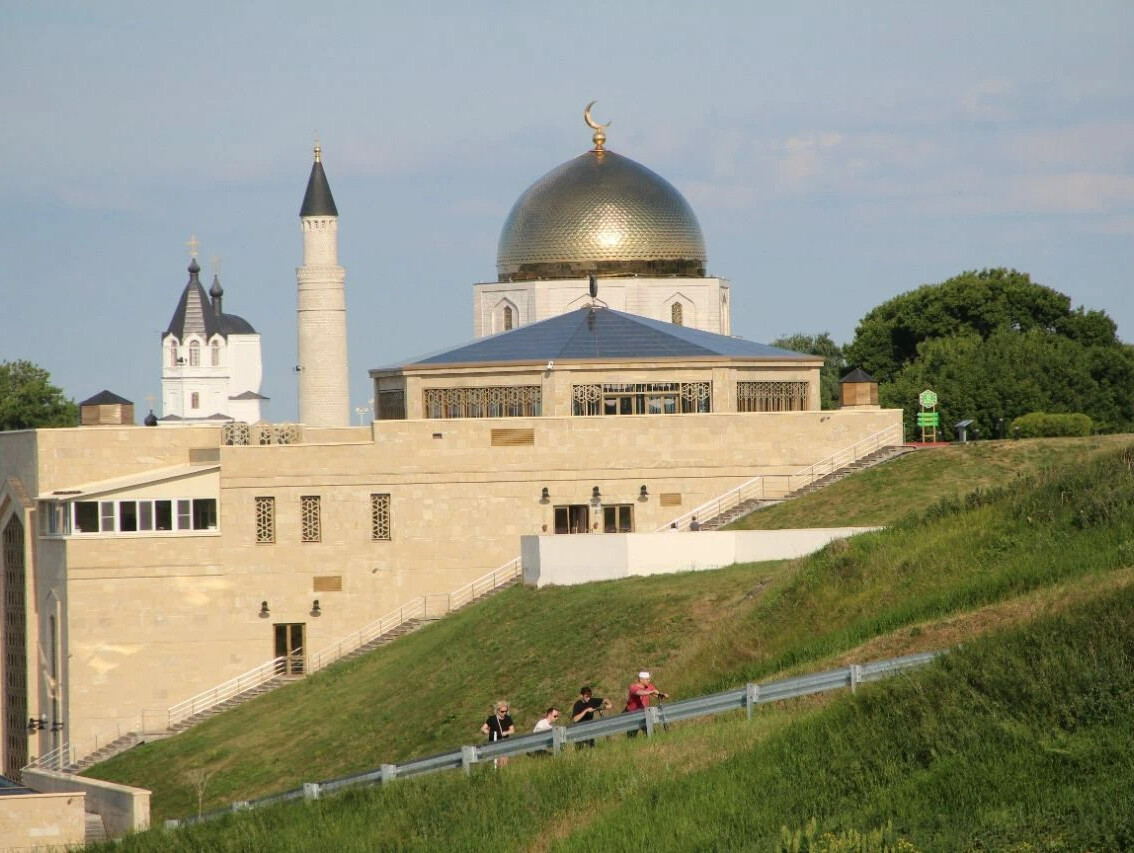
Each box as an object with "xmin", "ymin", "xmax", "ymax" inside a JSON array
[{"xmin": 571, "ymin": 685, "xmax": 612, "ymax": 748}]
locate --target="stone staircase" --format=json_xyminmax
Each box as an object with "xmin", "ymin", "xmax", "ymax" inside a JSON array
[
  {"xmin": 84, "ymin": 812, "xmax": 107, "ymax": 845},
  {"xmin": 699, "ymin": 445, "xmax": 916, "ymax": 530}
]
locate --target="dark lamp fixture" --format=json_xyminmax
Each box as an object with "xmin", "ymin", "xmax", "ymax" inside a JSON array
[
  {"xmin": 28, "ymin": 714, "xmax": 48, "ymax": 732},
  {"xmin": 311, "ymin": 599, "xmax": 322, "ymax": 617},
  {"xmin": 591, "ymin": 486, "xmax": 602, "ymax": 502},
  {"xmin": 639, "ymin": 485, "xmax": 649, "ymax": 500},
  {"xmin": 540, "ymin": 487, "xmax": 550, "ymax": 503},
  {"xmin": 259, "ymin": 600, "xmax": 270, "ymax": 619}
]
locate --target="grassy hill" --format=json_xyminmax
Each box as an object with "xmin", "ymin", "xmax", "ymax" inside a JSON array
[{"xmin": 84, "ymin": 437, "xmax": 1134, "ymax": 847}]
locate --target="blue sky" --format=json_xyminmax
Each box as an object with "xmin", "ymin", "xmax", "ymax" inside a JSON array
[{"xmin": 2, "ymin": 1, "xmax": 1132, "ymax": 421}]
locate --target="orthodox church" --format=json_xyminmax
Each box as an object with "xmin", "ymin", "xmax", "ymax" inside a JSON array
[{"xmin": 0, "ymin": 110, "xmax": 901, "ymax": 779}]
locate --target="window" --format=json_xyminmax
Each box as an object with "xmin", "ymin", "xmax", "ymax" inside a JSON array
[
  {"xmin": 155, "ymin": 500, "xmax": 173, "ymax": 531},
  {"xmin": 423, "ymin": 386, "xmax": 541, "ymax": 419},
  {"xmin": 74, "ymin": 501, "xmax": 98, "ymax": 533},
  {"xmin": 736, "ymin": 381, "xmax": 809, "ymax": 413},
  {"xmin": 376, "ymin": 389, "xmax": 406, "ymax": 420},
  {"xmin": 300, "ymin": 496, "xmax": 321, "ymax": 542},
  {"xmin": 370, "ymin": 493, "xmax": 391, "ymax": 540},
  {"xmin": 554, "ymin": 505, "xmax": 590, "ymax": 534},
  {"xmin": 169, "ymin": 342, "xmax": 179, "ymax": 367},
  {"xmin": 211, "ymin": 341, "xmax": 221, "ymax": 367},
  {"xmin": 138, "ymin": 501, "xmax": 154, "ymax": 531},
  {"xmin": 603, "ymin": 505, "xmax": 633, "ymax": 533},
  {"xmin": 190, "ymin": 392, "xmax": 200, "ymax": 410},
  {"xmin": 192, "ymin": 499, "xmax": 217, "ymax": 530},
  {"xmin": 39, "ymin": 502, "xmax": 69, "ymax": 536},
  {"xmin": 503, "ymin": 306, "xmax": 513, "ymax": 331},
  {"xmin": 177, "ymin": 500, "xmax": 192, "ymax": 530},
  {"xmin": 100, "ymin": 501, "xmax": 116, "ymax": 533},
  {"xmin": 255, "ymin": 497, "xmax": 275, "ymax": 543},
  {"xmin": 119, "ymin": 501, "xmax": 138, "ymax": 532},
  {"xmin": 572, "ymin": 383, "xmax": 711, "ymax": 416},
  {"xmin": 189, "ymin": 340, "xmax": 200, "ymax": 366},
  {"xmin": 671, "ymin": 303, "xmax": 683, "ymax": 325}
]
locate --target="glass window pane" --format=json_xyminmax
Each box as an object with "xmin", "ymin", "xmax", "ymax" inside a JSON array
[
  {"xmin": 139, "ymin": 501, "xmax": 154, "ymax": 531},
  {"xmin": 156, "ymin": 500, "xmax": 173, "ymax": 531},
  {"xmin": 74, "ymin": 501, "xmax": 98, "ymax": 533},
  {"xmin": 193, "ymin": 499, "xmax": 218, "ymax": 530},
  {"xmin": 100, "ymin": 501, "xmax": 116, "ymax": 533},
  {"xmin": 177, "ymin": 500, "xmax": 191, "ymax": 530},
  {"xmin": 119, "ymin": 501, "xmax": 138, "ymax": 532}
]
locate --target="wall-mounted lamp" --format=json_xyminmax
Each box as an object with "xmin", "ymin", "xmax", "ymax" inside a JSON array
[
  {"xmin": 259, "ymin": 600, "xmax": 270, "ymax": 619},
  {"xmin": 591, "ymin": 486, "xmax": 602, "ymax": 505},
  {"xmin": 311, "ymin": 599, "xmax": 322, "ymax": 617},
  {"xmin": 293, "ymin": 365, "xmax": 304, "ymax": 373},
  {"xmin": 540, "ymin": 487, "xmax": 550, "ymax": 504},
  {"xmin": 27, "ymin": 714, "xmax": 47, "ymax": 732},
  {"xmin": 176, "ymin": 357, "xmax": 186, "ymax": 365},
  {"xmin": 639, "ymin": 485, "xmax": 649, "ymax": 501}
]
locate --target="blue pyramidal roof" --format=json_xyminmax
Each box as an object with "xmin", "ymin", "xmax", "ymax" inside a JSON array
[{"xmin": 394, "ymin": 307, "xmax": 811, "ymax": 368}]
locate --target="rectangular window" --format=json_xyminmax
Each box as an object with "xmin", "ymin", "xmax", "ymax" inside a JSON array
[
  {"xmin": 554, "ymin": 505, "xmax": 590, "ymax": 534},
  {"xmin": 100, "ymin": 501, "xmax": 116, "ymax": 533},
  {"xmin": 300, "ymin": 496, "xmax": 321, "ymax": 542},
  {"xmin": 376, "ymin": 389, "xmax": 406, "ymax": 421},
  {"xmin": 255, "ymin": 496, "xmax": 275, "ymax": 543},
  {"xmin": 370, "ymin": 493, "xmax": 391, "ymax": 541},
  {"xmin": 192, "ymin": 498, "xmax": 217, "ymax": 530},
  {"xmin": 177, "ymin": 500, "xmax": 191, "ymax": 530},
  {"xmin": 190, "ymin": 392, "xmax": 200, "ymax": 410},
  {"xmin": 119, "ymin": 501, "xmax": 138, "ymax": 532},
  {"xmin": 603, "ymin": 505, "xmax": 633, "ymax": 533},
  {"xmin": 74, "ymin": 501, "xmax": 99, "ymax": 533},
  {"xmin": 573, "ymin": 383, "xmax": 711, "ymax": 416},
  {"xmin": 736, "ymin": 381, "xmax": 809, "ymax": 413},
  {"xmin": 423, "ymin": 386, "xmax": 541, "ymax": 419},
  {"xmin": 155, "ymin": 500, "xmax": 173, "ymax": 531},
  {"xmin": 138, "ymin": 500, "xmax": 154, "ymax": 531}
]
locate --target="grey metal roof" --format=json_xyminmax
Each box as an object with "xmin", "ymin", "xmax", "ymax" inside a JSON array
[
  {"xmin": 80, "ymin": 390, "xmax": 132, "ymax": 406},
  {"xmin": 300, "ymin": 159, "xmax": 338, "ymax": 217},
  {"xmin": 840, "ymin": 367, "xmax": 877, "ymax": 383},
  {"xmin": 164, "ymin": 260, "xmax": 256, "ymax": 340},
  {"xmin": 394, "ymin": 307, "xmax": 813, "ymax": 368}
]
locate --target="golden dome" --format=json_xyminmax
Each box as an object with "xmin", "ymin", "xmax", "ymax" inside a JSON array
[{"xmin": 496, "ymin": 148, "xmax": 707, "ymax": 282}]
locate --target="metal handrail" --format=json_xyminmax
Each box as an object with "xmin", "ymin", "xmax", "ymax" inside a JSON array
[
  {"xmin": 658, "ymin": 422, "xmax": 906, "ymax": 531},
  {"xmin": 165, "ymin": 649, "xmax": 945, "ymax": 829},
  {"xmin": 167, "ymin": 656, "xmax": 290, "ymax": 728}
]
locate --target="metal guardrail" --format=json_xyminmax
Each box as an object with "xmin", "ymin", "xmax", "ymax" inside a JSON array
[
  {"xmin": 166, "ymin": 649, "xmax": 944, "ymax": 830},
  {"xmin": 658, "ymin": 423, "xmax": 906, "ymax": 531}
]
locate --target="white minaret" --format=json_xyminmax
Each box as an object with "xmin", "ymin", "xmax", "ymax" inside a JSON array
[{"xmin": 296, "ymin": 141, "xmax": 350, "ymax": 426}]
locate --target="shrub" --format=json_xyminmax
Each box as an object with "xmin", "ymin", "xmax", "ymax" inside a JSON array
[{"xmin": 1011, "ymin": 412, "xmax": 1092, "ymax": 438}]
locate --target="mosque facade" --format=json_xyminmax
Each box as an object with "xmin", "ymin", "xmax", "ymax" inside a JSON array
[{"xmin": 0, "ymin": 113, "xmax": 902, "ymax": 778}]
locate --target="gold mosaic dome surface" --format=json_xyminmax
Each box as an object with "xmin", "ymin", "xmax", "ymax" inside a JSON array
[{"xmin": 496, "ymin": 149, "xmax": 707, "ymax": 282}]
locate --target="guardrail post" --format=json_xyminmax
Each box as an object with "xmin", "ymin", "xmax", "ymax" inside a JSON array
[
  {"xmin": 303, "ymin": 782, "xmax": 321, "ymax": 800},
  {"xmin": 164, "ymin": 819, "xmax": 181, "ymax": 830},
  {"xmin": 380, "ymin": 763, "xmax": 397, "ymax": 785},
  {"xmin": 232, "ymin": 801, "xmax": 250, "ymax": 812},
  {"xmin": 460, "ymin": 745, "xmax": 477, "ymax": 775},
  {"xmin": 849, "ymin": 664, "xmax": 861, "ymax": 694},
  {"xmin": 745, "ymin": 683, "xmax": 759, "ymax": 720},
  {"xmin": 552, "ymin": 725, "xmax": 567, "ymax": 755},
  {"xmin": 644, "ymin": 706, "xmax": 659, "ymax": 737}
]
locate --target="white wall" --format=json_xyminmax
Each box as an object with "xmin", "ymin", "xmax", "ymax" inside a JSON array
[{"xmin": 521, "ymin": 528, "xmax": 880, "ymax": 588}]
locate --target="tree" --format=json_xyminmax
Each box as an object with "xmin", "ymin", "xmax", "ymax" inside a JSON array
[
  {"xmin": 0, "ymin": 361, "xmax": 79, "ymax": 431},
  {"xmin": 771, "ymin": 332, "xmax": 845, "ymax": 410},
  {"xmin": 847, "ymin": 270, "xmax": 1134, "ymax": 438}
]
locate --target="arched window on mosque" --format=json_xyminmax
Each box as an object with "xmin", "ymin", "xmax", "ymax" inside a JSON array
[
  {"xmin": 169, "ymin": 342, "xmax": 179, "ymax": 367},
  {"xmin": 211, "ymin": 341, "xmax": 221, "ymax": 367},
  {"xmin": 189, "ymin": 341, "xmax": 200, "ymax": 367},
  {"xmin": 671, "ymin": 303, "xmax": 684, "ymax": 326},
  {"xmin": 503, "ymin": 306, "xmax": 514, "ymax": 331}
]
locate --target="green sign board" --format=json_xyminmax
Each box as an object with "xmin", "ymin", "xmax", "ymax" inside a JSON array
[
  {"xmin": 916, "ymin": 412, "xmax": 940, "ymax": 427},
  {"xmin": 918, "ymin": 389, "xmax": 938, "ymax": 408}
]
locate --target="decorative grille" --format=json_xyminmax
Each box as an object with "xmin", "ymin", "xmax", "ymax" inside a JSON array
[
  {"xmin": 377, "ymin": 389, "xmax": 406, "ymax": 420},
  {"xmin": 274, "ymin": 424, "xmax": 299, "ymax": 445},
  {"xmin": 255, "ymin": 424, "xmax": 274, "ymax": 445},
  {"xmin": 223, "ymin": 422, "xmax": 251, "ymax": 446},
  {"xmin": 572, "ymin": 382, "xmax": 711, "ymax": 415},
  {"xmin": 2, "ymin": 517, "xmax": 28, "ymax": 777},
  {"xmin": 572, "ymin": 384, "xmax": 602, "ymax": 416},
  {"xmin": 255, "ymin": 497, "xmax": 275, "ymax": 544},
  {"xmin": 370, "ymin": 493, "xmax": 391, "ymax": 541},
  {"xmin": 671, "ymin": 303, "xmax": 683, "ymax": 325},
  {"xmin": 300, "ymin": 496, "xmax": 321, "ymax": 543},
  {"xmin": 423, "ymin": 386, "xmax": 541, "ymax": 419},
  {"xmin": 736, "ymin": 381, "xmax": 809, "ymax": 412}
]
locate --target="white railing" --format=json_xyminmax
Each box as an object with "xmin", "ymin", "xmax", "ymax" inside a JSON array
[
  {"xmin": 167, "ymin": 656, "xmax": 289, "ymax": 729},
  {"xmin": 658, "ymin": 422, "xmax": 906, "ymax": 531},
  {"xmin": 306, "ymin": 601, "xmax": 426, "ymax": 675},
  {"xmin": 24, "ymin": 741, "xmax": 74, "ymax": 774}
]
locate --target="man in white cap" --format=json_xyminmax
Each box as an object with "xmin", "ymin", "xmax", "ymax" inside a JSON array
[{"xmin": 624, "ymin": 670, "xmax": 668, "ymax": 713}]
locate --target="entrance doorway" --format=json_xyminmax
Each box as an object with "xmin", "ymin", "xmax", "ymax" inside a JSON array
[
  {"xmin": 553, "ymin": 505, "xmax": 590, "ymax": 534},
  {"xmin": 274, "ymin": 623, "xmax": 305, "ymax": 675}
]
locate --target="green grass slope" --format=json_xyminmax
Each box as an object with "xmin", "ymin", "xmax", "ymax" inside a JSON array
[
  {"xmin": 92, "ymin": 584, "xmax": 1134, "ymax": 852},
  {"xmin": 86, "ymin": 438, "xmax": 1134, "ymax": 832}
]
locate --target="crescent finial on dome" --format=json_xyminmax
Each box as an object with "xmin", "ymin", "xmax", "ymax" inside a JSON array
[
  {"xmin": 313, "ymin": 131, "xmax": 321, "ymax": 163},
  {"xmin": 584, "ymin": 101, "xmax": 610, "ymax": 152}
]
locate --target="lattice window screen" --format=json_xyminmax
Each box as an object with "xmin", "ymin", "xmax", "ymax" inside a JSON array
[
  {"xmin": 736, "ymin": 381, "xmax": 809, "ymax": 412},
  {"xmin": 223, "ymin": 422, "xmax": 251, "ymax": 446},
  {"xmin": 300, "ymin": 496, "xmax": 321, "ymax": 542},
  {"xmin": 423, "ymin": 386, "xmax": 541, "ymax": 419},
  {"xmin": 370, "ymin": 493, "xmax": 391, "ymax": 541},
  {"xmin": 255, "ymin": 496, "xmax": 275, "ymax": 543}
]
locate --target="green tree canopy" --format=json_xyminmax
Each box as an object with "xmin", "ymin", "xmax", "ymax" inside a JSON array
[
  {"xmin": 847, "ymin": 270, "xmax": 1134, "ymax": 438},
  {"xmin": 771, "ymin": 332, "xmax": 845, "ymax": 410},
  {"xmin": 0, "ymin": 360, "xmax": 79, "ymax": 431}
]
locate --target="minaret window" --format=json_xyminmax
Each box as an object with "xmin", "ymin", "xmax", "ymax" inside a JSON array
[
  {"xmin": 190, "ymin": 392, "xmax": 199, "ymax": 410},
  {"xmin": 671, "ymin": 303, "xmax": 684, "ymax": 326},
  {"xmin": 504, "ymin": 306, "xmax": 514, "ymax": 331},
  {"xmin": 211, "ymin": 341, "xmax": 221, "ymax": 367},
  {"xmin": 189, "ymin": 341, "xmax": 201, "ymax": 366},
  {"xmin": 169, "ymin": 342, "xmax": 179, "ymax": 367}
]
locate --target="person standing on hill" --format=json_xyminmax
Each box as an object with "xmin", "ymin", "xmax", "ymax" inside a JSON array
[
  {"xmin": 572, "ymin": 685, "xmax": 612, "ymax": 749},
  {"xmin": 532, "ymin": 707, "xmax": 560, "ymax": 733},
  {"xmin": 481, "ymin": 700, "xmax": 515, "ymax": 766},
  {"xmin": 625, "ymin": 671, "xmax": 667, "ymax": 712}
]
